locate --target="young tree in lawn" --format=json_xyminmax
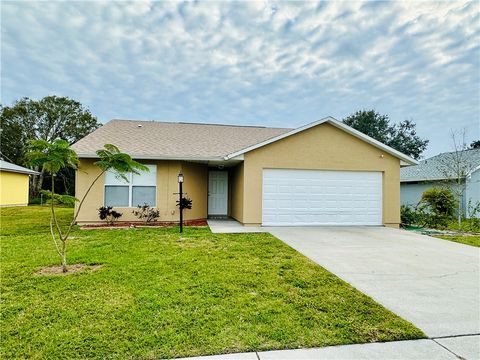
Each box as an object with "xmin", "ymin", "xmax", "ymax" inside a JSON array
[
  {"xmin": 437, "ymin": 130, "xmax": 478, "ymax": 226},
  {"xmin": 343, "ymin": 110, "xmax": 429, "ymax": 160},
  {"xmin": 27, "ymin": 140, "xmax": 147, "ymax": 272}
]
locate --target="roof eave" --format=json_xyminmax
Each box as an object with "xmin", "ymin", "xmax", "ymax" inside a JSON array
[
  {"xmin": 224, "ymin": 117, "xmax": 419, "ymax": 165},
  {"xmin": 76, "ymin": 153, "xmax": 228, "ymax": 162},
  {"xmin": 0, "ymin": 168, "xmax": 40, "ymax": 175},
  {"xmin": 400, "ymin": 177, "xmax": 460, "ymax": 183}
]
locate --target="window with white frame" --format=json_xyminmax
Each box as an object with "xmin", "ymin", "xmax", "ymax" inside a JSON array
[{"xmin": 104, "ymin": 165, "xmax": 156, "ymax": 207}]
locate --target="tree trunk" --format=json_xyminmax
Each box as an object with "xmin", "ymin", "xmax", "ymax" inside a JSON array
[
  {"xmin": 61, "ymin": 240, "xmax": 67, "ymax": 273},
  {"xmin": 51, "ymin": 175, "xmax": 67, "ymax": 271},
  {"xmin": 458, "ymin": 196, "xmax": 462, "ymax": 227},
  {"xmin": 31, "ymin": 169, "xmax": 44, "ymax": 197}
]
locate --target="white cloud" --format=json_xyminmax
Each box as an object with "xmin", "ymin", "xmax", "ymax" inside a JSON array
[{"xmin": 1, "ymin": 0, "xmax": 479, "ymax": 156}]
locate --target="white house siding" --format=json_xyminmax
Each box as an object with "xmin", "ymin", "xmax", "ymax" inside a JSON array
[
  {"xmin": 465, "ymin": 169, "xmax": 480, "ymax": 218},
  {"xmin": 400, "ymin": 182, "xmax": 467, "ymax": 215},
  {"xmin": 400, "ymin": 183, "xmax": 435, "ymax": 207}
]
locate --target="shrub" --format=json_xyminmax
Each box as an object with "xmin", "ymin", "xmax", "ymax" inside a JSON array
[
  {"xmin": 400, "ymin": 205, "xmax": 421, "ymax": 226},
  {"xmin": 464, "ymin": 200, "xmax": 480, "ymax": 232},
  {"xmin": 98, "ymin": 206, "xmax": 122, "ymax": 225},
  {"xmin": 132, "ymin": 203, "xmax": 160, "ymax": 224},
  {"xmin": 420, "ymin": 187, "xmax": 456, "ymax": 217},
  {"xmin": 40, "ymin": 190, "xmax": 76, "ymax": 207},
  {"xmin": 418, "ymin": 187, "xmax": 456, "ymax": 228},
  {"xmin": 29, "ymin": 197, "xmax": 42, "ymax": 205},
  {"xmin": 176, "ymin": 197, "xmax": 192, "ymax": 210}
]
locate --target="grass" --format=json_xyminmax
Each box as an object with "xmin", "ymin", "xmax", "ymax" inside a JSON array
[
  {"xmin": 445, "ymin": 218, "xmax": 480, "ymax": 233},
  {"xmin": 433, "ymin": 235, "xmax": 480, "ymax": 247},
  {"xmin": 1, "ymin": 206, "xmax": 423, "ymax": 359}
]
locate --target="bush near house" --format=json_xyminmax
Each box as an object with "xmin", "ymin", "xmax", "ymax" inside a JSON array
[
  {"xmin": 98, "ymin": 206, "xmax": 123, "ymax": 225},
  {"xmin": 401, "ymin": 188, "xmax": 458, "ymax": 229},
  {"xmin": 418, "ymin": 187, "xmax": 456, "ymax": 228},
  {"xmin": 400, "ymin": 205, "xmax": 422, "ymax": 226},
  {"xmin": 132, "ymin": 203, "xmax": 160, "ymax": 223},
  {"xmin": 401, "ymin": 188, "xmax": 479, "ymax": 247}
]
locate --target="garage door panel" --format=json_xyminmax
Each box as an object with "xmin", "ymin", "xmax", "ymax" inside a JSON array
[{"xmin": 262, "ymin": 169, "xmax": 382, "ymax": 226}]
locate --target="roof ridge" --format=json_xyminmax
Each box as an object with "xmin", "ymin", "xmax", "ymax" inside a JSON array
[
  {"xmin": 421, "ymin": 147, "xmax": 480, "ymax": 162},
  {"xmin": 108, "ymin": 118, "xmax": 292, "ymax": 130}
]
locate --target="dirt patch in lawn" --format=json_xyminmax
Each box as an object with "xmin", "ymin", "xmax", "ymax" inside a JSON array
[{"xmin": 34, "ymin": 264, "xmax": 102, "ymax": 276}]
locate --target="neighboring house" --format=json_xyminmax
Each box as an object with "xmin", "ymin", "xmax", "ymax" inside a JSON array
[
  {"xmin": 0, "ymin": 160, "xmax": 39, "ymax": 207},
  {"xmin": 71, "ymin": 117, "xmax": 417, "ymax": 227},
  {"xmin": 400, "ymin": 149, "xmax": 480, "ymax": 217}
]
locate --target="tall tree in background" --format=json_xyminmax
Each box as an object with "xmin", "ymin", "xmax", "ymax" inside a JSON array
[
  {"xmin": 343, "ymin": 110, "xmax": 429, "ymax": 160},
  {"xmin": 469, "ymin": 140, "xmax": 480, "ymax": 149},
  {"xmin": 0, "ymin": 96, "xmax": 99, "ymax": 195}
]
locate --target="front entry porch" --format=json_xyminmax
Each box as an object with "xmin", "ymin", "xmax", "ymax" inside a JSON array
[{"xmin": 207, "ymin": 219, "xmax": 267, "ymax": 233}]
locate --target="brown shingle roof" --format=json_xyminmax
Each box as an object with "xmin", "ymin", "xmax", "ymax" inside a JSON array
[{"xmin": 72, "ymin": 119, "xmax": 292, "ymax": 159}]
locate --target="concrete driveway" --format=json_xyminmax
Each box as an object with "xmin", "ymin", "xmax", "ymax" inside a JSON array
[{"xmin": 268, "ymin": 226, "xmax": 480, "ymax": 338}]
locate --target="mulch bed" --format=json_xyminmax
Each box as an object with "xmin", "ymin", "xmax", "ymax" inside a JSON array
[
  {"xmin": 81, "ymin": 219, "xmax": 208, "ymax": 230},
  {"xmin": 34, "ymin": 264, "xmax": 103, "ymax": 276}
]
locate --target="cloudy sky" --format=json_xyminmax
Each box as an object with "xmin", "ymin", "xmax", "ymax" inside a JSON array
[{"xmin": 2, "ymin": 1, "xmax": 479, "ymax": 157}]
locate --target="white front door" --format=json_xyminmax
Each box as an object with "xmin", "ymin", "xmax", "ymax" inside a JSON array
[
  {"xmin": 208, "ymin": 171, "xmax": 228, "ymax": 215},
  {"xmin": 262, "ymin": 169, "xmax": 382, "ymax": 226}
]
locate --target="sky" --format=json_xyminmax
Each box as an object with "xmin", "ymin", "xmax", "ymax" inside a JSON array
[{"xmin": 1, "ymin": 1, "xmax": 479, "ymax": 158}]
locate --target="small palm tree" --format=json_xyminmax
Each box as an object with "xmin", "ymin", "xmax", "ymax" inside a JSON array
[{"xmin": 27, "ymin": 140, "xmax": 147, "ymax": 272}]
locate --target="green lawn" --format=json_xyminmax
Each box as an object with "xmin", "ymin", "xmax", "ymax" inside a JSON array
[
  {"xmin": 1, "ymin": 206, "xmax": 423, "ymax": 359},
  {"xmin": 434, "ymin": 235, "xmax": 480, "ymax": 247},
  {"xmin": 445, "ymin": 218, "xmax": 480, "ymax": 233}
]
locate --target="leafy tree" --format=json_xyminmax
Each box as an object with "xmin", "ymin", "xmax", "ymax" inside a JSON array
[
  {"xmin": 343, "ymin": 110, "xmax": 429, "ymax": 159},
  {"xmin": 1, "ymin": 96, "xmax": 99, "ymax": 195},
  {"xmin": 469, "ymin": 140, "xmax": 480, "ymax": 149},
  {"xmin": 437, "ymin": 130, "xmax": 478, "ymax": 225},
  {"xmin": 26, "ymin": 140, "xmax": 147, "ymax": 272}
]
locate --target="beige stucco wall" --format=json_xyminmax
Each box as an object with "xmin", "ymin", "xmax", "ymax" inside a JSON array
[
  {"xmin": 229, "ymin": 163, "xmax": 244, "ymax": 222},
  {"xmin": 75, "ymin": 159, "xmax": 208, "ymax": 223},
  {"xmin": 242, "ymin": 123, "xmax": 401, "ymax": 227},
  {"xmin": 0, "ymin": 171, "xmax": 30, "ymax": 206},
  {"xmin": 181, "ymin": 162, "xmax": 208, "ymax": 221}
]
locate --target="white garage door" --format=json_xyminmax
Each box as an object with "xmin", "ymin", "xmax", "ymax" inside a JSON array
[{"xmin": 262, "ymin": 169, "xmax": 382, "ymax": 226}]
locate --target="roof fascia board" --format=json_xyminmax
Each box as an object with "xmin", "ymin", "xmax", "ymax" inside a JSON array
[
  {"xmin": 224, "ymin": 117, "xmax": 418, "ymax": 165},
  {"xmin": 0, "ymin": 168, "xmax": 40, "ymax": 175},
  {"xmin": 76, "ymin": 153, "xmax": 230, "ymax": 162},
  {"xmin": 400, "ymin": 177, "xmax": 461, "ymax": 183},
  {"xmin": 468, "ymin": 165, "xmax": 480, "ymax": 177}
]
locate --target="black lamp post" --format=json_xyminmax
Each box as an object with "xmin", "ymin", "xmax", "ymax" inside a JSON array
[{"xmin": 178, "ymin": 172, "xmax": 184, "ymax": 233}]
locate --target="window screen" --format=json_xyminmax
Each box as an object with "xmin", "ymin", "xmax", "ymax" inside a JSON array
[
  {"xmin": 132, "ymin": 186, "xmax": 156, "ymax": 206},
  {"xmin": 105, "ymin": 186, "xmax": 129, "ymax": 207}
]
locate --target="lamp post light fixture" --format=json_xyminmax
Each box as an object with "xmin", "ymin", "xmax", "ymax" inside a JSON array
[{"xmin": 178, "ymin": 172, "xmax": 184, "ymax": 233}]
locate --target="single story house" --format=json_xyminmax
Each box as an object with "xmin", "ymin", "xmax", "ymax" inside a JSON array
[
  {"xmin": 72, "ymin": 117, "xmax": 417, "ymax": 227},
  {"xmin": 0, "ymin": 160, "xmax": 39, "ymax": 207},
  {"xmin": 401, "ymin": 149, "xmax": 480, "ymax": 217}
]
